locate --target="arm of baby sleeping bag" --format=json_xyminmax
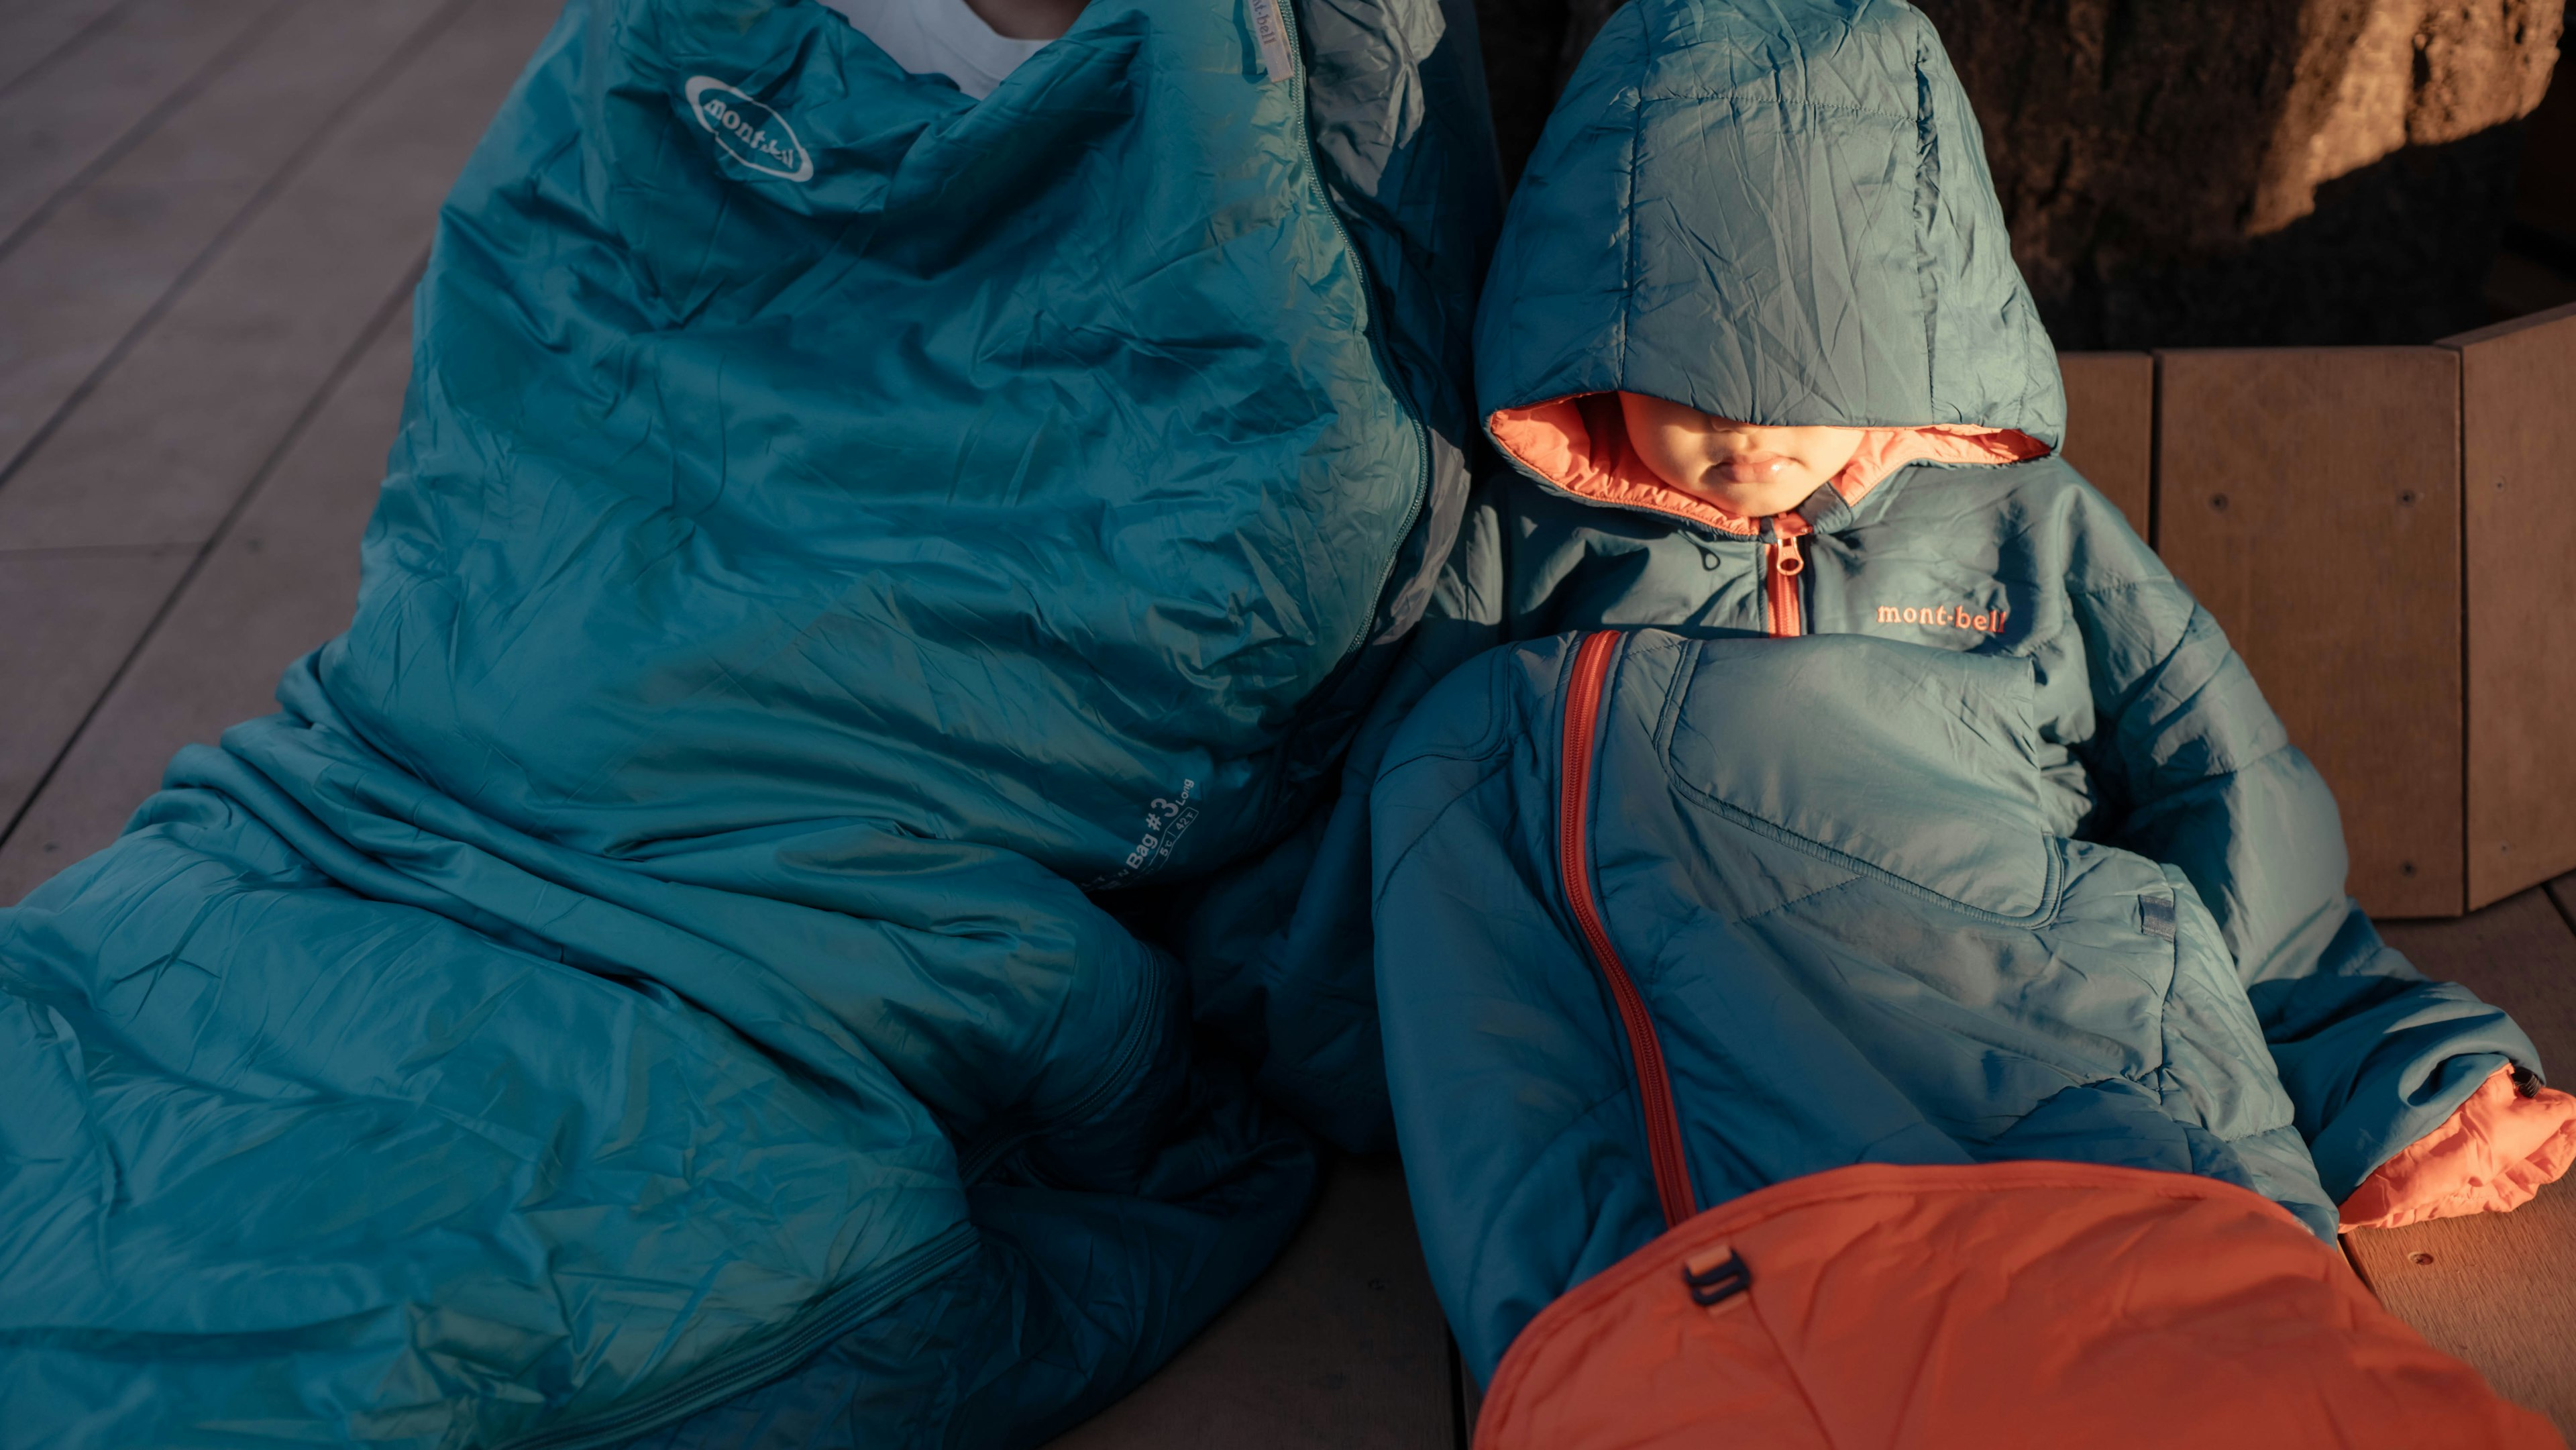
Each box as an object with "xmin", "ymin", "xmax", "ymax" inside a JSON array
[
  {"xmin": 2072, "ymin": 527, "xmax": 2576, "ymax": 1229},
  {"xmin": 1172, "ymin": 488, "xmax": 1509, "ymax": 1153}
]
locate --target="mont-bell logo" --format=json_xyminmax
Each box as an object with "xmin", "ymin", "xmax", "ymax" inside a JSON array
[{"xmin": 685, "ymin": 76, "xmax": 813, "ymax": 183}]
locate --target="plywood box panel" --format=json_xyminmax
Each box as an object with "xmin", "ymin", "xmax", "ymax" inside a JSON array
[
  {"xmin": 2447, "ymin": 303, "xmax": 2576, "ymax": 910},
  {"xmin": 2154, "ymin": 348, "xmax": 2463, "ymax": 918},
  {"xmin": 2055, "ymin": 351, "xmax": 2154, "ymax": 542}
]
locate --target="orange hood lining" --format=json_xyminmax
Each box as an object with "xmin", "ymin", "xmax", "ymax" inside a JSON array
[{"xmin": 1489, "ymin": 393, "xmax": 2050, "ymax": 535}]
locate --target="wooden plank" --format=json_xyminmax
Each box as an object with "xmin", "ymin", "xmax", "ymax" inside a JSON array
[
  {"xmin": 2447, "ymin": 303, "xmax": 2576, "ymax": 909},
  {"xmin": 2054, "ymin": 351, "xmax": 2154, "ymax": 541},
  {"xmin": 0, "ymin": 0, "xmax": 287, "ymax": 246},
  {"xmin": 0, "ymin": 0, "xmax": 138, "ymax": 99},
  {"xmin": 0, "ymin": 0, "xmax": 463, "ymax": 487},
  {"xmin": 2154, "ymin": 348, "xmax": 2464, "ymax": 917},
  {"xmin": 0, "ymin": 545, "xmax": 195, "ymax": 861},
  {"xmin": 0, "ymin": 0, "xmax": 550, "ymax": 552},
  {"xmin": 0, "ymin": 302, "xmax": 411, "ymax": 903},
  {"xmin": 1046, "ymin": 1155, "xmax": 1452, "ymax": 1450},
  {"xmin": 2346, "ymin": 889, "xmax": 2576, "ymax": 1435}
]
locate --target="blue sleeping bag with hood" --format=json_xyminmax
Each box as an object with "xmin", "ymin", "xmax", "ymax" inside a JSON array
[
  {"xmin": 1348, "ymin": 0, "xmax": 2576, "ymax": 1414},
  {"xmin": 0, "ymin": 0, "xmax": 1499, "ymax": 1442}
]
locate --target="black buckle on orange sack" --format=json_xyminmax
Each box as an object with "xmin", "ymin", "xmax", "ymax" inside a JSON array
[{"xmin": 1682, "ymin": 1249, "xmax": 1751, "ymax": 1307}]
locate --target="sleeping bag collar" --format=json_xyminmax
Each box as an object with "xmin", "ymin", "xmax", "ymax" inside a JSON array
[{"xmin": 1471, "ymin": 0, "xmax": 2068, "ymax": 537}]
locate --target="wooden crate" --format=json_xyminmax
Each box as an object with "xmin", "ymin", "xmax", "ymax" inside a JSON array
[
  {"xmin": 2453, "ymin": 305, "xmax": 2576, "ymax": 911},
  {"xmin": 2055, "ymin": 306, "xmax": 2576, "ymax": 917},
  {"xmin": 2153, "ymin": 347, "xmax": 2465, "ymax": 917},
  {"xmin": 2055, "ymin": 351, "xmax": 2155, "ymax": 541}
]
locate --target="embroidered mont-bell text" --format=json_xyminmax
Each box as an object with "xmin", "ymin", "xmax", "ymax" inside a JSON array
[
  {"xmin": 685, "ymin": 76, "xmax": 814, "ymax": 183},
  {"xmin": 1244, "ymin": 0, "xmax": 1293, "ymax": 82},
  {"xmin": 1878, "ymin": 602, "xmax": 2008, "ymax": 635}
]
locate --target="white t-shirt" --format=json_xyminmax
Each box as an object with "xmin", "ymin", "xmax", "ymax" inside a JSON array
[{"xmin": 821, "ymin": 0, "xmax": 1053, "ymax": 100}]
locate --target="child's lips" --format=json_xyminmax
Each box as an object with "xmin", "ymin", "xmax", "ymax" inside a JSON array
[{"xmin": 1706, "ymin": 453, "xmax": 1796, "ymax": 486}]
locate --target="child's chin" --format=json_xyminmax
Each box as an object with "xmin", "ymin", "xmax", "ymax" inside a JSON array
[{"xmin": 1683, "ymin": 480, "xmax": 1816, "ymax": 519}]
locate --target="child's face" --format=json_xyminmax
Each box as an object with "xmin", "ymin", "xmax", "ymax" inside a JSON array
[{"xmin": 1618, "ymin": 393, "xmax": 1866, "ymax": 519}]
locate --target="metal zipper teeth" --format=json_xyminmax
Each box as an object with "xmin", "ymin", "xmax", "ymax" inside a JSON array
[
  {"xmin": 1557, "ymin": 630, "xmax": 1698, "ymax": 1230},
  {"xmin": 1269, "ymin": 0, "xmax": 1434, "ymax": 665},
  {"xmin": 1764, "ymin": 537, "xmax": 1801, "ymax": 638},
  {"xmin": 494, "ymin": 1221, "xmax": 981, "ymax": 1450}
]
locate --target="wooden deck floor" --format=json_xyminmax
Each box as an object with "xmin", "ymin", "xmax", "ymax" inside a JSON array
[{"xmin": 0, "ymin": 4, "xmax": 2567, "ymax": 1444}]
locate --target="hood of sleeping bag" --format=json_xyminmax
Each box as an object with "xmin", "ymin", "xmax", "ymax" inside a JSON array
[
  {"xmin": 0, "ymin": 0, "xmax": 1501, "ymax": 1445},
  {"xmin": 1472, "ymin": 0, "xmax": 2064, "ymax": 531}
]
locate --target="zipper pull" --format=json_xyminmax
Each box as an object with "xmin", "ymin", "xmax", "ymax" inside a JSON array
[
  {"xmin": 1773, "ymin": 534, "xmax": 1805, "ymax": 580},
  {"xmin": 1764, "ymin": 533, "xmax": 1806, "ymax": 638}
]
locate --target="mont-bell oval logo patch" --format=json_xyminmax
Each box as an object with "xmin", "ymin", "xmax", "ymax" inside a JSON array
[{"xmin": 684, "ymin": 76, "xmax": 814, "ymax": 183}]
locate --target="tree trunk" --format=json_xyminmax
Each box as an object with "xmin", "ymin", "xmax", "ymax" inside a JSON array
[{"xmin": 1470, "ymin": 0, "xmax": 2565, "ymax": 347}]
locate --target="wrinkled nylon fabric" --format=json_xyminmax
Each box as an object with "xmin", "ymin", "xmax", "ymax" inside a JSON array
[
  {"xmin": 1472, "ymin": 1163, "xmax": 2561, "ymax": 1450},
  {"xmin": 0, "ymin": 0, "xmax": 1499, "ymax": 1443},
  {"xmin": 1370, "ymin": 0, "xmax": 2563, "ymax": 1389}
]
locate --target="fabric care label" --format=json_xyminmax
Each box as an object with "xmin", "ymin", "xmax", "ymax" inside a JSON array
[{"xmin": 1244, "ymin": 0, "xmax": 1293, "ymax": 82}]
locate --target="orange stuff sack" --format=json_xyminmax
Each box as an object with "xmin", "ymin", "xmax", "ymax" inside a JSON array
[{"xmin": 1474, "ymin": 1161, "xmax": 2561, "ymax": 1450}]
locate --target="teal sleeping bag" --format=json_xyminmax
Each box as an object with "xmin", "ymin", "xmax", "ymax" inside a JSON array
[{"xmin": 0, "ymin": 0, "xmax": 1499, "ymax": 1442}]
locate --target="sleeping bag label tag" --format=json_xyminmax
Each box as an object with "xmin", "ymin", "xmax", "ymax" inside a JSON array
[
  {"xmin": 1088, "ymin": 780, "xmax": 1202, "ymax": 888},
  {"xmin": 685, "ymin": 76, "xmax": 814, "ymax": 183},
  {"xmin": 1244, "ymin": 0, "xmax": 1293, "ymax": 82},
  {"xmin": 2139, "ymin": 894, "xmax": 2178, "ymax": 941}
]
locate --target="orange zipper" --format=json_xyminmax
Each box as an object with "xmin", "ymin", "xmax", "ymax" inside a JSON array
[
  {"xmin": 1558, "ymin": 630, "xmax": 1699, "ymax": 1230},
  {"xmin": 1763, "ymin": 520, "xmax": 1809, "ymax": 639}
]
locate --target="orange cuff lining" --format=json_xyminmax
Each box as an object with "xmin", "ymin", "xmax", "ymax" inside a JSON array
[
  {"xmin": 1487, "ymin": 393, "xmax": 2049, "ymax": 535},
  {"xmin": 2340, "ymin": 1067, "xmax": 2576, "ymax": 1233}
]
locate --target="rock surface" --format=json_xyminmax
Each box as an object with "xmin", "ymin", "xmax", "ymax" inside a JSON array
[{"xmin": 1468, "ymin": 0, "xmax": 2566, "ymax": 346}]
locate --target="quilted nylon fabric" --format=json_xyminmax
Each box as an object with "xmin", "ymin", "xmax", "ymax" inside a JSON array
[
  {"xmin": 1377, "ymin": 631, "xmax": 2339, "ymax": 1376},
  {"xmin": 0, "ymin": 0, "xmax": 1499, "ymax": 1443}
]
